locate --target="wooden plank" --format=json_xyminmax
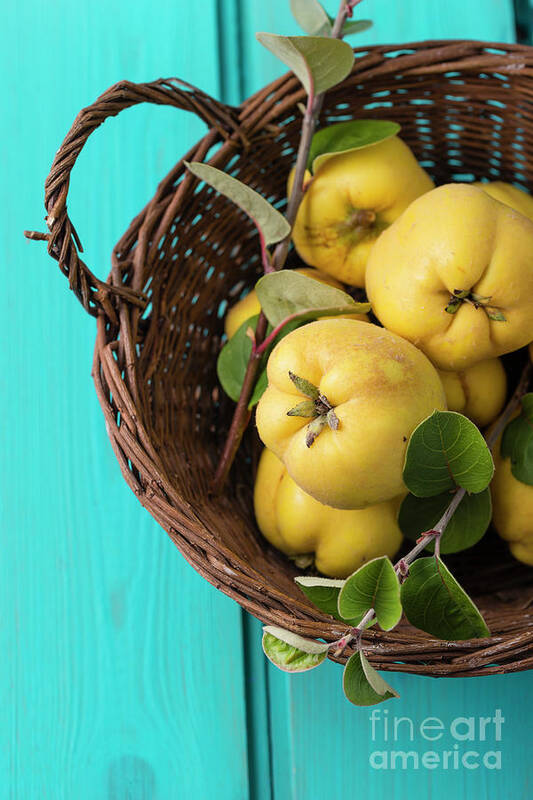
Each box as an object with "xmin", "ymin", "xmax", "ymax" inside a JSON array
[
  {"xmin": 242, "ymin": 613, "xmax": 274, "ymax": 800},
  {"xmin": 267, "ymin": 660, "xmax": 532, "ymax": 798},
  {"xmin": 236, "ymin": 2, "xmax": 531, "ymax": 799},
  {"xmin": 1, "ymin": 1, "xmax": 253, "ymax": 797},
  {"xmin": 239, "ymin": 0, "xmax": 516, "ymax": 97}
]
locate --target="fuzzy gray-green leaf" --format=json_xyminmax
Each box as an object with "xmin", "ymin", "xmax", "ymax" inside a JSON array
[
  {"xmin": 186, "ymin": 162, "xmax": 290, "ymax": 246},
  {"xmin": 341, "ymin": 18, "xmax": 373, "ymax": 35},
  {"xmin": 290, "ymin": 0, "xmax": 330, "ymax": 35},
  {"xmin": 325, "ymin": 12, "xmax": 373, "ymax": 36},
  {"xmin": 256, "ymin": 271, "xmax": 361, "ymax": 327},
  {"xmin": 255, "ymin": 33, "xmax": 354, "ymax": 96}
]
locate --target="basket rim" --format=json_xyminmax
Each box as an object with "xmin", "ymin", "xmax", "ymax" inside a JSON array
[{"xmin": 83, "ymin": 38, "xmax": 533, "ymax": 677}]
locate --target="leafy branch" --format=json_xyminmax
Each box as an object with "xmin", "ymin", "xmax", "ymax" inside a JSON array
[
  {"xmin": 263, "ymin": 363, "xmax": 532, "ymax": 706},
  {"xmin": 210, "ymin": 2, "xmax": 361, "ymax": 495},
  {"xmin": 327, "ymin": 487, "xmax": 471, "ymax": 660}
]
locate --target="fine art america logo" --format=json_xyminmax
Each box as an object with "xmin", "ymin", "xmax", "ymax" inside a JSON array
[{"xmin": 369, "ymin": 709, "xmax": 504, "ymax": 770}]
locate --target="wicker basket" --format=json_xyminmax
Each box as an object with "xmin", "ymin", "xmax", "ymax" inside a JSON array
[{"xmin": 29, "ymin": 40, "xmax": 533, "ymax": 676}]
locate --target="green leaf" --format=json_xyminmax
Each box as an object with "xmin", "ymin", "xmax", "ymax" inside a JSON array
[
  {"xmin": 290, "ymin": 0, "xmax": 330, "ymax": 35},
  {"xmin": 290, "ymin": 0, "xmax": 372, "ymax": 38},
  {"xmin": 217, "ymin": 314, "xmax": 259, "ymax": 406},
  {"xmin": 255, "ymin": 33, "xmax": 354, "ymax": 97},
  {"xmin": 324, "ymin": 12, "xmax": 373, "ymax": 36},
  {"xmin": 343, "ymin": 651, "xmax": 399, "ymax": 706},
  {"xmin": 403, "ymin": 410, "xmax": 494, "ymax": 497},
  {"xmin": 217, "ymin": 314, "xmax": 301, "ymax": 408},
  {"xmin": 295, "ymin": 576, "xmax": 377, "ymax": 628},
  {"xmin": 250, "ymin": 368, "xmax": 269, "ymax": 407},
  {"xmin": 399, "ymin": 488, "xmax": 492, "ymax": 554},
  {"xmin": 340, "ymin": 18, "xmax": 373, "ymax": 35},
  {"xmin": 337, "ymin": 557, "xmax": 402, "ymax": 631},
  {"xmin": 186, "ymin": 162, "xmax": 290, "ymax": 247},
  {"xmin": 501, "ymin": 394, "xmax": 533, "ymax": 485},
  {"xmin": 400, "ymin": 557, "xmax": 490, "ymax": 641},
  {"xmin": 295, "ymin": 576, "xmax": 346, "ymax": 620},
  {"xmin": 262, "ymin": 626, "xmax": 328, "ymax": 672},
  {"xmin": 286, "ymin": 304, "xmax": 372, "ymax": 326},
  {"xmin": 256, "ymin": 270, "xmax": 367, "ymax": 327},
  {"xmin": 308, "ymin": 119, "xmax": 401, "ymax": 172}
]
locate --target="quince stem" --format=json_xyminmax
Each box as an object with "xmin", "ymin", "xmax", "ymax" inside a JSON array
[
  {"xmin": 286, "ymin": 371, "xmax": 339, "ymax": 447},
  {"xmin": 445, "ymin": 288, "xmax": 507, "ymax": 321}
]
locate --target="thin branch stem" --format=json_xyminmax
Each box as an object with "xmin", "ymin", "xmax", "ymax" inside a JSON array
[
  {"xmin": 331, "ymin": 0, "xmax": 354, "ymax": 37},
  {"xmin": 254, "ymin": 306, "xmax": 356, "ymax": 358},
  {"xmin": 211, "ymin": 313, "xmax": 267, "ymax": 492},
  {"xmin": 211, "ymin": 1, "xmax": 357, "ymax": 493},
  {"xmin": 260, "ymin": 236, "xmax": 275, "ymax": 274},
  {"xmin": 254, "ymin": 316, "xmax": 297, "ymax": 357},
  {"xmin": 329, "ymin": 360, "xmax": 532, "ymax": 658},
  {"xmin": 271, "ymin": 91, "xmax": 316, "ymax": 270}
]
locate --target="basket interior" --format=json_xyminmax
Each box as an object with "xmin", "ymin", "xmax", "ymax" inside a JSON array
[{"xmin": 105, "ymin": 43, "xmax": 533, "ymax": 673}]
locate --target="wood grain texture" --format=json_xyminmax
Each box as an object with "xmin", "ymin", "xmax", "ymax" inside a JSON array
[
  {"xmin": 238, "ymin": 3, "xmax": 532, "ymax": 799},
  {"xmin": 2, "ymin": 1, "xmax": 252, "ymax": 797}
]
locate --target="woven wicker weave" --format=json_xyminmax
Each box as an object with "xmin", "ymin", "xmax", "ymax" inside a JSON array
[{"xmin": 28, "ymin": 41, "xmax": 533, "ymax": 676}]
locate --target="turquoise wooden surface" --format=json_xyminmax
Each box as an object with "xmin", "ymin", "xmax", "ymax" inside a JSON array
[
  {"xmin": 3, "ymin": 1, "xmax": 531, "ymax": 798},
  {"xmin": 3, "ymin": 3, "xmax": 251, "ymax": 798}
]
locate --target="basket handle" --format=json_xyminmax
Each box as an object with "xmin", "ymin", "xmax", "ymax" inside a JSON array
[{"xmin": 25, "ymin": 78, "xmax": 243, "ymax": 320}]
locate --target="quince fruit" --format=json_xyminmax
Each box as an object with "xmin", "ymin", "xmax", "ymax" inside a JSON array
[
  {"xmin": 437, "ymin": 358, "xmax": 507, "ymax": 428},
  {"xmin": 475, "ymin": 181, "xmax": 533, "ymax": 221},
  {"xmin": 366, "ymin": 183, "xmax": 533, "ymax": 370},
  {"xmin": 224, "ymin": 267, "xmax": 366, "ymax": 339},
  {"xmin": 255, "ymin": 318, "xmax": 446, "ymax": 509},
  {"xmin": 491, "ymin": 425, "xmax": 533, "ymax": 566},
  {"xmin": 254, "ymin": 449, "xmax": 403, "ymax": 578},
  {"xmin": 288, "ymin": 136, "xmax": 434, "ymax": 287}
]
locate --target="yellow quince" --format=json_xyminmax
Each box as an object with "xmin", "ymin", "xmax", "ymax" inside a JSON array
[
  {"xmin": 255, "ymin": 318, "xmax": 446, "ymax": 509},
  {"xmin": 437, "ymin": 358, "xmax": 507, "ymax": 428},
  {"xmin": 476, "ymin": 181, "xmax": 533, "ymax": 222},
  {"xmin": 288, "ymin": 136, "xmax": 434, "ymax": 287},
  {"xmin": 254, "ymin": 449, "xmax": 403, "ymax": 578},
  {"xmin": 491, "ymin": 425, "xmax": 533, "ymax": 566},
  {"xmin": 366, "ymin": 183, "xmax": 533, "ymax": 370}
]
